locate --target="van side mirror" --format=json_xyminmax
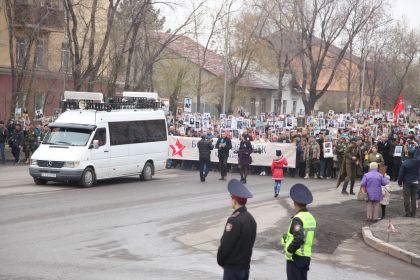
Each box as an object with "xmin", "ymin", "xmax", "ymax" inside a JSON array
[{"xmin": 93, "ymin": 140, "xmax": 99, "ymax": 149}]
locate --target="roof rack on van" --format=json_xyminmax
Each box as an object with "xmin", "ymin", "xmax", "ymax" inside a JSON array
[
  {"xmin": 60, "ymin": 91, "xmax": 163, "ymax": 111},
  {"xmin": 122, "ymin": 92, "xmax": 158, "ymax": 100},
  {"xmin": 64, "ymin": 91, "xmax": 104, "ymax": 101}
]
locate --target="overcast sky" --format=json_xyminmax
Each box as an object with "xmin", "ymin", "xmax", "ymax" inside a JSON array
[
  {"xmin": 159, "ymin": 0, "xmax": 420, "ymax": 31},
  {"xmin": 392, "ymin": 0, "xmax": 420, "ymax": 27}
]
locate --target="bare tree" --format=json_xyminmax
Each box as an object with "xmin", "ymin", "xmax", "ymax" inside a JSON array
[
  {"xmin": 4, "ymin": 0, "xmax": 55, "ymax": 118},
  {"xmin": 360, "ymin": 21, "xmax": 419, "ymax": 110},
  {"xmin": 123, "ymin": 1, "xmax": 206, "ymax": 92},
  {"xmin": 191, "ymin": 1, "xmax": 224, "ymax": 113},
  {"xmin": 290, "ymin": 0, "xmax": 387, "ymax": 114},
  {"xmin": 226, "ymin": 4, "xmax": 266, "ymax": 114},
  {"xmin": 64, "ymin": 0, "xmax": 122, "ymax": 91},
  {"xmin": 253, "ymin": 0, "xmax": 297, "ymax": 114},
  {"xmin": 364, "ymin": 27, "xmax": 389, "ymax": 108},
  {"xmin": 386, "ymin": 22, "xmax": 419, "ymax": 96}
]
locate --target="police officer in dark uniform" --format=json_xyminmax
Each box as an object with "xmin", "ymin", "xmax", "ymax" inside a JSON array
[
  {"xmin": 281, "ymin": 183, "xmax": 316, "ymax": 280},
  {"xmin": 217, "ymin": 179, "xmax": 257, "ymax": 280}
]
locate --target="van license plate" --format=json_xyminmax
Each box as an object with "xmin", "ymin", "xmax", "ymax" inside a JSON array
[{"xmin": 41, "ymin": 173, "xmax": 57, "ymax": 178}]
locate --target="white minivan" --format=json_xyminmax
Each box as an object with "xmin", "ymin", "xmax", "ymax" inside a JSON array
[{"xmin": 29, "ymin": 91, "xmax": 168, "ymax": 187}]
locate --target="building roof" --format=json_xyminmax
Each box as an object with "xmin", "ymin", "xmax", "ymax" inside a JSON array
[{"xmin": 152, "ymin": 32, "xmax": 277, "ymax": 90}]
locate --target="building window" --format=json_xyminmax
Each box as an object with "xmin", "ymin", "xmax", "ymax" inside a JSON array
[
  {"xmin": 61, "ymin": 42, "xmax": 70, "ymax": 71},
  {"xmin": 36, "ymin": 40, "xmax": 44, "ymax": 67},
  {"xmin": 274, "ymin": 99, "xmax": 281, "ymax": 114},
  {"xmin": 260, "ymin": 98, "xmax": 266, "ymax": 113},
  {"xmin": 250, "ymin": 98, "xmax": 256, "ymax": 116},
  {"xmin": 292, "ymin": 100, "xmax": 297, "ymax": 114},
  {"xmin": 282, "ymin": 100, "xmax": 287, "ymax": 114},
  {"xmin": 16, "ymin": 38, "xmax": 27, "ymax": 66}
]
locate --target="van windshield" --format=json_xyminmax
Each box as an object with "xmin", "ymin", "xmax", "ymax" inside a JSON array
[{"xmin": 43, "ymin": 127, "xmax": 92, "ymax": 146}]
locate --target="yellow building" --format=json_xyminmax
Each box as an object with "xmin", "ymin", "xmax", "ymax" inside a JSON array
[{"xmin": 0, "ymin": 0, "xmax": 111, "ymax": 122}]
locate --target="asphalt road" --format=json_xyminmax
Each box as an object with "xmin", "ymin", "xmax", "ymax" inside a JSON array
[{"xmin": 0, "ymin": 165, "xmax": 418, "ymax": 280}]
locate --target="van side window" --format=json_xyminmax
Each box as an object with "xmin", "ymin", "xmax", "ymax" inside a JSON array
[
  {"xmin": 109, "ymin": 120, "xmax": 167, "ymax": 146},
  {"xmin": 92, "ymin": 128, "xmax": 107, "ymax": 147}
]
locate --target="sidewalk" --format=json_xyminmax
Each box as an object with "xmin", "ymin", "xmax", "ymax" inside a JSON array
[{"xmin": 362, "ymin": 185, "xmax": 420, "ymax": 267}]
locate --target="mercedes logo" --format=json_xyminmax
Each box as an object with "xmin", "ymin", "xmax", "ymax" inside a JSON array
[{"xmin": 47, "ymin": 161, "xmax": 53, "ymax": 167}]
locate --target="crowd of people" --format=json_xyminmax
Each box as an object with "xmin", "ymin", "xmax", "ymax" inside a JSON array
[
  {"xmin": 0, "ymin": 120, "xmax": 49, "ymax": 165},
  {"xmin": 1, "ymin": 107, "xmax": 419, "ymax": 280},
  {"xmin": 2, "ymin": 109, "xmax": 419, "ymax": 221},
  {"xmin": 169, "ymin": 109, "xmax": 420, "ymax": 222}
]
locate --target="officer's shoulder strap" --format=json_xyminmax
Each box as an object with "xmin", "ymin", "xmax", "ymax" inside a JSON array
[{"xmin": 231, "ymin": 211, "xmax": 241, "ymax": 218}]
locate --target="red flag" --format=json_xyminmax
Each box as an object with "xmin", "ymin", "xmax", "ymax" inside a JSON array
[{"xmin": 393, "ymin": 94, "xmax": 404, "ymax": 123}]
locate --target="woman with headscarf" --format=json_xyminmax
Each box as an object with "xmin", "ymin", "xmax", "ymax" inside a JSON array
[{"xmin": 361, "ymin": 162, "xmax": 389, "ymax": 222}]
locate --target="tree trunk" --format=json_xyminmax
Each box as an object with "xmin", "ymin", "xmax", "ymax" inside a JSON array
[
  {"xmin": 196, "ymin": 68, "xmax": 202, "ymax": 113},
  {"xmin": 227, "ymin": 82, "xmax": 237, "ymax": 115},
  {"xmin": 303, "ymin": 90, "xmax": 317, "ymax": 114},
  {"xmin": 369, "ymin": 69, "xmax": 377, "ymax": 108},
  {"xmin": 5, "ymin": 0, "xmax": 18, "ymax": 117},
  {"xmin": 346, "ymin": 42, "xmax": 353, "ymax": 112},
  {"xmin": 277, "ymin": 69, "xmax": 284, "ymax": 114},
  {"xmin": 124, "ymin": 21, "xmax": 141, "ymax": 90}
]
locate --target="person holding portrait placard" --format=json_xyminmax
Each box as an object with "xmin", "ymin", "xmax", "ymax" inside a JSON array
[
  {"xmin": 392, "ymin": 138, "xmax": 405, "ymax": 181},
  {"xmin": 323, "ymin": 139, "xmax": 334, "ymax": 179}
]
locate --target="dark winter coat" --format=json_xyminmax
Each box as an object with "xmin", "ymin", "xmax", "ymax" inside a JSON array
[
  {"xmin": 197, "ymin": 138, "xmax": 214, "ymax": 159},
  {"xmin": 216, "ymin": 137, "xmax": 232, "ymax": 158},
  {"xmin": 238, "ymin": 140, "xmax": 253, "ymax": 166}
]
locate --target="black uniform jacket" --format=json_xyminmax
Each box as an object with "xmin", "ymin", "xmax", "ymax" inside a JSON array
[
  {"xmin": 216, "ymin": 137, "xmax": 232, "ymax": 158},
  {"xmin": 217, "ymin": 206, "xmax": 257, "ymax": 270},
  {"xmin": 197, "ymin": 138, "xmax": 214, "ymax": 159}
]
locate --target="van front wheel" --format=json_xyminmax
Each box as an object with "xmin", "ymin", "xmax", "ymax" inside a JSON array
[
  {"xmin": 34, "ymin": 177, "xmax": 48, "ymax": 185},
  {"xmin": 141, "ymin": 162, "xmax": 153, "ymax": 181},
  {"xmin": 79, "ymin": 167, "xmax": 95, "ymax": 188}
]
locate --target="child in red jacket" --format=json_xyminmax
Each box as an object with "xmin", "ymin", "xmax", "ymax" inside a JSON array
[{"xmin": 271, "ymin": 150, "xmax": 288, "ymax": 197}]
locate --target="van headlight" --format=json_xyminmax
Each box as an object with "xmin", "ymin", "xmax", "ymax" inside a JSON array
[
  {"xmin": 64, "ymin": 161, "xmax": 80, "ymax": 168},
  {"xmin": 30, "ymin": 159, "xmax": 38, "ymax": 166}
]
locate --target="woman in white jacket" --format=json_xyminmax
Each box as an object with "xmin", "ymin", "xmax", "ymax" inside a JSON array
[{"xmin": 380, "ymin": 175, "xmax": 391, "ymax": 220}]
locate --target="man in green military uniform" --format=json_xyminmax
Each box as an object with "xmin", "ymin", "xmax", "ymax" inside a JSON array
[
  {"xmin": 337, "ymin": 137, "xmax": 363, "ymax": 194},
  {"xmin": 24, "ymin": 125, "xmax": 38, "ymax": 164},
  {"xmin": 281, "ymin": 183, "xmax": 316, "ymax": 280},
  {"xmin": 335, "ymin": 135, "xmax": 348, "ymax": 174},
  {"xmin": 304, "ymin": 136, "xmax": 320, "ymax": 179}
]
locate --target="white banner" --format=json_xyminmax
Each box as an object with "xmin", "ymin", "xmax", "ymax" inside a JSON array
[{"xmin": 168, "ymin": 136, "xmax": 296, "ymax": 168}]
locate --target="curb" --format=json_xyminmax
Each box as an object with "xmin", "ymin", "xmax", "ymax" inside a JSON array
[{"xmin": 362, "ymin": 227, "xmax": 420, "ymax": 267}]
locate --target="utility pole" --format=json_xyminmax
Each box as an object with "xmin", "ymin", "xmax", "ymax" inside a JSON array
[{"xmin": 222, "ymin": 1, "xmax": 232, "ymax": 115}]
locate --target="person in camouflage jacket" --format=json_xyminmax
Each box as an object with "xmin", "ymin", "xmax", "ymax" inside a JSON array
[{"xmin": 24, "ymin": 125, "xmax": 37, "ymax": 164}]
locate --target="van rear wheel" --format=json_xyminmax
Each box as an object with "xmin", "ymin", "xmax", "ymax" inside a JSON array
[
  {"xmin": 79, "ymin": 167, "xmax": 95, "ymax": 188},
  {"xmin": 141, "ymin": 162, "xmax": 153, "ymax": 181},
  {"xmin": 33, "ymin": 177, "xmax": 48, "ymax": 185}
]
